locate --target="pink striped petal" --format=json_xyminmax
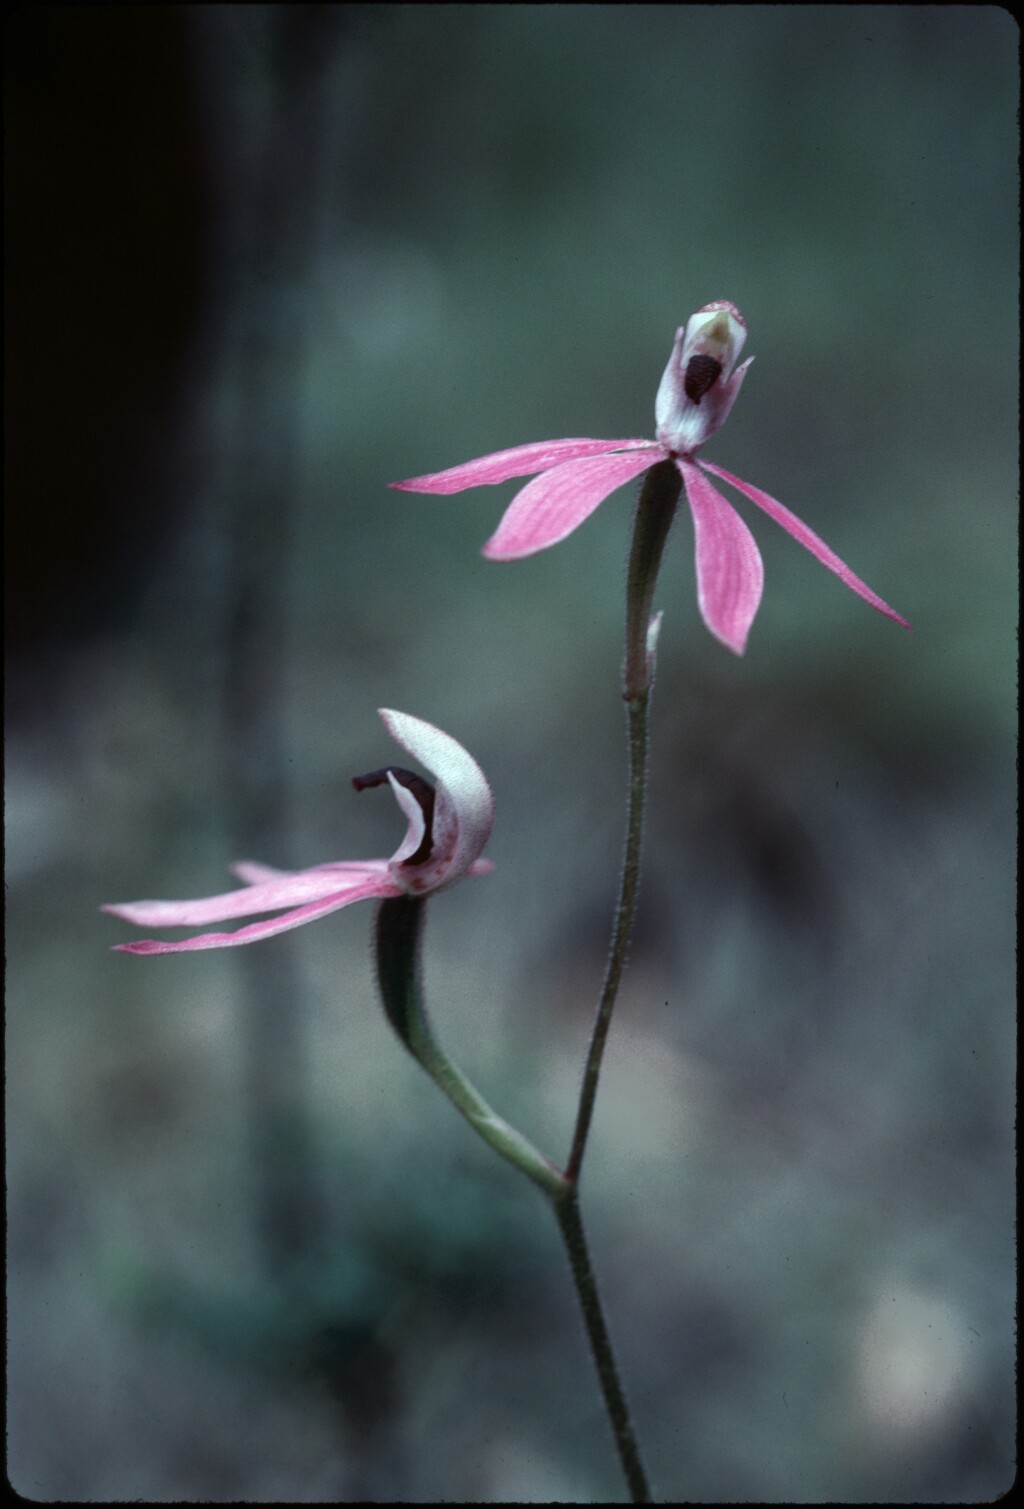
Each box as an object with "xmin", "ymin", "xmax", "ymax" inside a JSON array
[
  {"xmin": 699, "ymin": 461, "xmax": 911, "ymax": 629},
  {"xmin": 390, "ymin": 439, "xmax": 657, "ymax": 494},
  {"xmin": 678, "ymin": 459, "xmax": 765, "ymax": 656},
  {"xmin": 111, "ymin": 875, "xmax": 402, "ymax": 954},
  {"xmin": 482, "ymin": 449, "xmax": 660, "ymax": 561},
  {"xmin": 103, "ymin": 864, "xmax": 388, "ymax": 929}
]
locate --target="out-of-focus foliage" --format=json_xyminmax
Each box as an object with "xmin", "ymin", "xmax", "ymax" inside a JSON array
[{"xmin": 6, "ymin": 5, "xmax": 1016, "ymax": 1501}]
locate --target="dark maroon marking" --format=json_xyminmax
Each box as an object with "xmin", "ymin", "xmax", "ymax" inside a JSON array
[
  {"xmin": 352, "ymin": 766, "xmax": 436, "ymax": 865},
  {"xmin": 684, "ymin": 353, "xmax": 722, "ymax": 404}
]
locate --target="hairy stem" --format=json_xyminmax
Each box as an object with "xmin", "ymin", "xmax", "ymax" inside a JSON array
[
  {"xmin": 554, "ymin": 1190, "xmax": 653, "ymax": 1502},
  {"xmin": 373, "ymin": 894, "xmax": 652, "ymax": 1497},
  {"xmin": 374, "ymin": 895, "xmax": 567, "ymax": 1198},
  {"xmin": 567, "ymin": 459, "xmax": 680, "ymax": 1184}
]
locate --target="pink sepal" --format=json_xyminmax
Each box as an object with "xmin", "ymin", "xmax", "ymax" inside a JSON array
[
  {"xmin": 102, "ymin": 862, "xmax": 390, "ymax": 929},
  {"xmin": 390, "ymin": 438, "xmax": 657, "ymax": 495},
  {"xmin": 699, "ymin": 462, "xmax": 911, "ymax": 629},
  {"xmin": 679, "ymin": 460, "xmax": 764, "ymax": 656},
  {"xmin": 111, "ymin": 874, "xmax": 403, "ymax": 954},
  {"xmin": 228, "ymin": 859, "xmax": 379, "ymax": 885},
  {"xmin": 482, "ymin": 449, "xmax": 659, "ymax": 561}
]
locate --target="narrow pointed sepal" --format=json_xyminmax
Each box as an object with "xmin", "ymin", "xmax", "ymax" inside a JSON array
[
  {"xmin": 390, "ymin": 438, "xmax": 655, "ymax": 494},
  {"xmin": 110, "ymin": 876, "xmax": 402, "ymax": 953},
  {"xmin": 678, "ymin": 459, "xmax": 764, "ymax": 655},
  {"xmin": 699, "ymin": 461, "xmax": 911, "ymax": 629},
  {"xmin": 102, "ymin": 864, "xmax": 390, "ymax": 929}
]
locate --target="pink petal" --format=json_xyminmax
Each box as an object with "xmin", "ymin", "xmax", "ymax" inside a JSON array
[
  {"xmin": 482, "ymin": 449, "xmax": 660, "ymax": 561},
  {"xmin": 678, "ymin": 459, "xmax": 765, "ymax": 656},
  {"xmin": 390, "ymin": 439, "xmax": 657, "ymax": 494},
  {"xmin": 103, "ymin": 864, "xmax": 388, "ymax": 929},
  {"xmin": 111, "ymin": 875, "xmax": 402, "ymax": 954},
  {"xmin": 699, "ymin": 461, "xmax": 911, "ymax": 629}
]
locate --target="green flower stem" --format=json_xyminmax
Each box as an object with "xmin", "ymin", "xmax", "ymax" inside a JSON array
[
  {"xmin": 567, "ymin": 458, "xmax": 680, "ymax": 1184},
  {"xmin": 371, "ymin": 461, "xmax": 680, "ymax": 1499},
  {"xmin": 623, "ymin": 458, "xmax": 682, "ymax": 702},
  {"xmin": 373, "ymin": 893, "xmax": 653, "ymax": 1501},
  {"xmin": 374, "ymin": 895, "xmax": 567, "ymax": 1199},
  {"xmin": 555, "ymin": 1190, "xmax": 652, "ymax": 1503},
  {"xmin": 372, "ymin": 460, "xmax": 683, "ymax": 1503}
]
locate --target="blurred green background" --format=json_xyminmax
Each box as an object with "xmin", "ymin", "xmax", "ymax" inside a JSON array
[{"xmin": 6, "ymin": 5, "xmax": 1016, "ymax": 1501}]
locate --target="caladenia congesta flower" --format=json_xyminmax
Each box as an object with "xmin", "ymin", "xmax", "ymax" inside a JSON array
[
  {"xmin": 105, "ymin": 703, "xmax": 572, "ymax": 1200},
  {"xmin": 392, "ymin": 300, "xmax": 910, "ymax": 656},
  {"xmin": 105, "ymin": 707, "xmax": 649, "ymax": 1498},
  {"xmin": 103, "ymin": 709, "xmax": 495, "ymax": 954}
]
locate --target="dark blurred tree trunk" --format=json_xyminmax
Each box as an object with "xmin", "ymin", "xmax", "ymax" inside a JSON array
[
  {"xmin": 195, "ymin": 6, "xmax": 351, "ymax": 1282},
  {"xmin": 4, "ymin": 4, "xmax": 206, "ymax": 705}
]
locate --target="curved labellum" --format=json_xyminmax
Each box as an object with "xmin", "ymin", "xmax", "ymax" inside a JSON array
[{"xmin": 378, "ymin": 708, "xmax": 495, "ymax": 894}]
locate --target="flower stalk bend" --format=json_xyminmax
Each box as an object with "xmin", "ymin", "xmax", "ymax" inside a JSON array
[
  {"xmin": 373, "ymin": 890, "xmax": 652, "ymax": 1503},
  {"xmin": 373, "ymin": 894, "xmax": 567, "ymax": 1199}
]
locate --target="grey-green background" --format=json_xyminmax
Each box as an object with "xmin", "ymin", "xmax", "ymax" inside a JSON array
[{"xmin": 6, "ymin": 5, "xmax": 1016, "ymax": 1501}]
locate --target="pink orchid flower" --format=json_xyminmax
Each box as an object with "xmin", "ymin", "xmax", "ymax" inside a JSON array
[
  {"xmin": 103, "ymin": 710, "xmax": 495, "ymax": 954},
  {"xmin": 391, "ymin": 300, "xmax": 909, "ymax": 655}
]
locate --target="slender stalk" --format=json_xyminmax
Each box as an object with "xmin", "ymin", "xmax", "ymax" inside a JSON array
[
  {"xmin": 566, "ymin": 459, "xmax": 680, "ymax": 1184},
  {"xmin": 372, "ymin": 461, "xmax": 681, "ymax": 1498},
  {"xmin": 554, "ymin": 1191, "xmax": 652, "ymax": 1503},
  {"xmin": 374, "ymin": 895, "xmax": 567, "ymax": 1199},
  {"xmin": 566, "ymin": 693, "xmax": 649, "ymax": 1184},
  {"xmin": 373, "ymin": 895, "xmax": 652, "ymax": 1499}
]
